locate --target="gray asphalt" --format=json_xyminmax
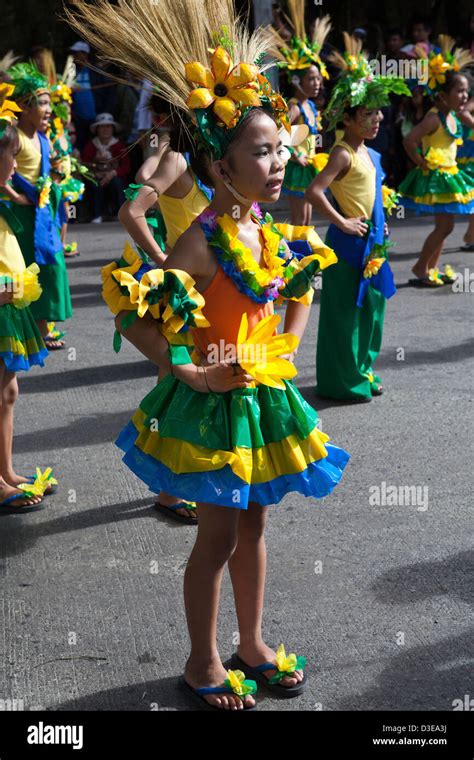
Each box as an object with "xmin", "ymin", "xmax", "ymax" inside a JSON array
[{"xmin": 0, "ymin": 204, "xmax": 472, "ymax": 711}]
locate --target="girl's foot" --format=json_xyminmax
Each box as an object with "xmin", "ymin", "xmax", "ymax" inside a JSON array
[
  {"xmin": 155, "ymin": 493, "xmax": 197, "ymax": 521},
  {"xmin": 236, "ymin": 642, "xmax": 304, "ymax": 689},
  {"xmin": 4, "ymin": 472, "xmax": 53, "ymax": 495},
  {"xmin": 184, "ymin": 656, "xmax": 256, "ymax": 710},
  {"xmin": 43, "ymin": 334, "xmax": 65, "ymax": 350},
  {"xmin": 0, "ymin": 483, "xmax": 42, "ymax": 510}
]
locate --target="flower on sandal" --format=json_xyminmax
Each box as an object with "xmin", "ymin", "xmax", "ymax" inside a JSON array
[
  {"xmin": 185, "ymin": 46, "xmax": 261, "ymax": 129},
  {"xmin": 237, "ymin": 312, "xmax": 298, "ymax": 390},
  {"xmin": 224, "ymin": 669, "xmax": 257, "ymax": 696},
  {"xmin": 428, "ymin": 267, "xmax": 443, "ymax": 284},
  {"xmin": 444, "ymin": 263, "xmax": 456, "ymax": 280},
  {"xmin": 267, "ymin": 644, "xmax": 307, "ymax": 685},
  {"xmin": 18, "ymin": 468, "xmax": 57, "ymax": 497}
]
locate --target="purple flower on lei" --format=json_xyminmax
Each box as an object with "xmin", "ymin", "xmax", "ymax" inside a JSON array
[
  {"xmin": 263, "ymin": 276, "xmax": 285, "ymax": 300},
  {"xmin": 197, "ymin": 208, "xmax": 218, "ymax": 233}
]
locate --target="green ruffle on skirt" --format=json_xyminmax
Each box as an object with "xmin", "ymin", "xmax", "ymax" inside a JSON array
[
  {"xmin": 282, "ymin": 160, "xmax": 318, "ymax": 198},
  {"xmin": 10, "ymin": 205, "xmax": 72, "ymax": 322},
  {"xmin": 0, "ymin": 302, "xmax": 48, "ymax": 371},
  {"xmin": 399, "ymin": 165, "xmax": 474, "ymax": 204},
  {"xmin": 139, "ymin": 374, "xmax": 318, "ymax": 450}
]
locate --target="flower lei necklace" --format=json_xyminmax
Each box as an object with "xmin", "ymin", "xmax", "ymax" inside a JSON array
[
  {"xmin": 198, "ymin": 207, "xmax": 292, "ymax": 303},
  {"xmin": 437, "ymin": 110, "xmax": 463, "ymax": 142}
]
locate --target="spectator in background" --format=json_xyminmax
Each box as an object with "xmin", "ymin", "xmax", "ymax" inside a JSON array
[
  {"xmin": 81, "ymin": 113, "xmax": 130, "ymax": 223},
  {"xmin": 401, "ymin": 17, "xmax": 438, "ymax": 58},
  {"xmin": 385, "ymin": 28, "xmax": 405, "ymax": 60},
  {"xmin": 69, "ymin": 41, "xmax": 113, "ymax": 151}
]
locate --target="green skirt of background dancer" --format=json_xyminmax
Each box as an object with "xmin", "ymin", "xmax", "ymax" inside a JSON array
[
  {"xmin": 11, "ymin": 205, "xmax": 72, "ymax": 322},
  {"xmin": 316, "ymin": 258, "xmax": 386, "ymax": 401}
]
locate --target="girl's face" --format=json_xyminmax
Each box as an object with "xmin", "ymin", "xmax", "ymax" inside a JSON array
[
  {"xmin": 442, "ymin": 76, "xmax": 469, "ymax": 111},
  {"xmin": 345, "ymin": 107, "xmax": 384, "ymax": 140},
  {"xmin": 0, "ymin": 142, "xmax": 18, "ymax": 186},
  {"xmin": 22, "ymin": 93, "xmax": 52, "ymax": 133},
  {"xmin": 216, "ymin": 112, "xmax": 286, "ymax": 203},
  {"xmin": 300, "ymin": 65, "xmax": 322, "ymax": 98}
]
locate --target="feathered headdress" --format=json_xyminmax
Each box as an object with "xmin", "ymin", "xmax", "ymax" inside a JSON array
[
  {"xmin": 6, "ymin": 62, "xmax": 49, "ymax": 103},
  {"xmin": 0, "ymin": 82, "xmax": 22, "ymax": 138},
  {"xmin": 269, "ymin": 4, "xmax": 331, "ymax": 80},
  {"xmin": 65, "ymin": 0, "xmax": 290, "ymax": 159},
  {"xmin": 324, "ymin": 34, "xmax": 410, "ymax": 130},
  {"xmin": 414, "ymin": 35, "xmax": 474, "ymax": 96}
]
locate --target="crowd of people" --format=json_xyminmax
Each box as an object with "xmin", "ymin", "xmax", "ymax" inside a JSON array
[{"xmin": 0, "ymin": 0, "xmax": 473, "ymax": 710}]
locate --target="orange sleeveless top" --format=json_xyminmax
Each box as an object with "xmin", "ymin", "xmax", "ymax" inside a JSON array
[{"xmin": 191, "ymin": 265, "xmax": 273, "ymax": 361}]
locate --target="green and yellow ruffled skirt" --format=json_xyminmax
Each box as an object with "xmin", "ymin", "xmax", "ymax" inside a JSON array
[
  {"xmin": 0, "ymin": 303, "xmax": 48, "ymax": 371},
  {"xmin": 116, "ymin": 374, "xmax": 350, "ymax": 509},
  {"xmin": 399, "ymin": 165, "xmax": 474, "ymax": 214}
]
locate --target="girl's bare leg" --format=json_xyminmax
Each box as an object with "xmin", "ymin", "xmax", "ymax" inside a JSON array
[
  {"xmin": 0, "ymin": 364, "xmax": 41, "ymax": 506},
  {"xmin": 228, "ymin": 501, "xmax": 304, "ymax": 687},
  {"xmin": 412, "ymin": 214, "xmax": 454, "ymax": 277},
  {"xmin": 463, "ymin": 215, "xmax": 474, "ymax": 245},
  {"xmin": 115, "ymin": 311, "xmax": 197, "ymax": 518},
  {"xmin": 183, "ymin": 502, "xmax": 255, "ymax": 709}
]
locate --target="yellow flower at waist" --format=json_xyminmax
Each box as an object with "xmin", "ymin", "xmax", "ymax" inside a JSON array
[
  {"xmin": 236, "ymin": 312, "xmax": 298, "ymax": 390},
  {"xmin": 312, "ymin": 152, "xmax": 329, "ymax": 172},
  {"xmin": 0, "ymin": 83, "xmax": 22, "ymax": 124},
  {"xmin": 185, "ymin": 45, "xmax": 261, "ymax": 128},
  {"xmin": 424, "ymin": 147, "xmax": 456, "ymax": 171},
  {"xmin": 12, "ymin": 263, "xmax": 42, "ymax": 308},
  {"xmin": 363, "ymin": 257, "xmax": 385, "ymax": 279},
  {"xmin": 37, "ymin": 176, "xmax": 52, "ymax": 208}
]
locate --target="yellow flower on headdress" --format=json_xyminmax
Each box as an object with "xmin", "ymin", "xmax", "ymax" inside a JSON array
[
  {"xmin": 52, "ymin": 82, "xmax": 73, "ymax": 104},
  {"xmin": 185, "ymin": 45, "xmax": 261, "ymax": 128},
  {"xmin": 0, "ymin": 83, "xmax": 22, "ymax": 123},
  {"xmin": 428, "ymin": 54, "xmax": 451, "ymax": 91},
  {"xmin": 236, "ymin": 312, "xmax": 298, "ymax": 390}
]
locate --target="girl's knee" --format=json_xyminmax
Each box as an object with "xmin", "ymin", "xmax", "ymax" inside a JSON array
[{"xmin": 2, "ymin": 378, "xmax": 18, "ymax": 406}]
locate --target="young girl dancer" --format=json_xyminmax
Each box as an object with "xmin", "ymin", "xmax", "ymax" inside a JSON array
[
  {"xmin": 456, "ymin": 96, "xmax": 474, "ymax": 251},
  {"xmin": 269, "ymin": 5, "xmax": 331, "ymax": 225},
  {"xmin": 69, "ymin": 0, "xmax": 349, "ymax": 709},
  {"xmin": 0, "ymin": 86, "xmax": 54, "ymax": 512},
  {"xmin": 306, "ymin": 34, "xmax": 409, "ymax": 401},
  {"xmin": 4, "ymin": 63, "xmax": 72, "ymax": 348},
  {"xmin": 399, "ymin": 38, "xmax": 474, "ymax": 286}
]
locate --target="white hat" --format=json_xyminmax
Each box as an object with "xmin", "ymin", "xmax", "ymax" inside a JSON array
[
  {"xmin": 69, "ymin": 41, "xmax": 90, "ymax": 54},
  {"xmin": 91, "ymin": 113, "xmax": 120, "ymax": 132},
  {"xmin": 279, "ymin": 124, "xmax": 309, "ymax": 164}
]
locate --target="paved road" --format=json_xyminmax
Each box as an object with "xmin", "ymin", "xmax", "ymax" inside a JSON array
[{"xmin": 0, "ymin": 207, "xmax": 472, "ymax": 711}]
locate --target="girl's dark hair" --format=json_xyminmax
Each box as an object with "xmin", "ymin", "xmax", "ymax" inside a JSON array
[
  {"xmin": 0, "ymin": 123, "xmax": 19, "ymax": 156},
  {"xmin": 439, "ymin": 69, "xmax": 469, "ymax": 95},
  {"xmin": 336, "ymin": 104, "xmax": 359, "ymax": 128}
]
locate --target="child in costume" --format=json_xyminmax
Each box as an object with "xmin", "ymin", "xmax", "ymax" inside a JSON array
[
  {"xmin": 104, "ymin": 96, "xmax": 213, "ymax": 523},
  {"xmin": 269, "ymin": 4, "xmax": 331, "ymax": 225},
  {"xmin": 399, "ymin": 38, "xmax": 474, "ymax": 286},
  {"xmin": 306, "ymin": 34, "xmax": 410, "ymax": 402},
  {"xmin": 457, "ymin": 96, "xmax": 474, "ymax": 251},
  {"xmin": 68, "ymin": 0, "xmax": 349, "ymax": 710},
  {"xmin": 49, "ymin": 57, "xmax": 86, "ymax": 258},
  {"xmin": 3, "ymin": 63, "xmax": 72, "ymax": 349},
  {"xmin": 0, "ymin": 85, "xmax": 56, "ymax": 513}
]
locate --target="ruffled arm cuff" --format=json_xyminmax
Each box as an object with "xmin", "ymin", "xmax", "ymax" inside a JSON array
[{"xmin": 274, "ymin": 223, "xmax": 338, "ymax": 305}]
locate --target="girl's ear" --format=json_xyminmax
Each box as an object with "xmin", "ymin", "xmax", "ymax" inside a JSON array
[{"xmin": 210, "ymin": 159, "xmax": 229, "ymax": 182}]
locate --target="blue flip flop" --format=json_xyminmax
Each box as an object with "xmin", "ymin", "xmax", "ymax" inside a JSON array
[
  {"xmin": 231, "ymin": 651, "xmax": 308, "ymax": 699},
  {"xmin": 180, "ymin": 677, "xmax": 257, "ymax": 711},
  {"xmin": 153, "ymin": 501, "xmax": 197, "ymax": 524},
  {"xmin": 0, "ymin": 492, "xmax": 45, "ymax": 514}
]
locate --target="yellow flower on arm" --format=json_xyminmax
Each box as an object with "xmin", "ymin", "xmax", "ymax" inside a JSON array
[
  {"xmin": 185, "ymin": 46, "xmax": 261, "ymax": 128},
  {"xmin": 236, "ymin": 312, "xmax": 298, "ymax": 390},
  {"xmin": 312, "ymin": 153, "xmax": 329, "ymax": 172}
]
